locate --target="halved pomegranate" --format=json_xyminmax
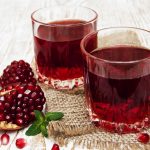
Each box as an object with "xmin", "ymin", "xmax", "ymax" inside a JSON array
[{"xmin": 0, "ymin": 83, "xmax": 46, "ymax": 130}]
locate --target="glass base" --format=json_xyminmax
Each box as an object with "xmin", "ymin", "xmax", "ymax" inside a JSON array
[
  {"xmin": 89, "ymin": 110, "xmax": 150, "ymax": 134},
  {"xmin": 37, "ymin": 70, "xmax": 84, "ymax": 90}
]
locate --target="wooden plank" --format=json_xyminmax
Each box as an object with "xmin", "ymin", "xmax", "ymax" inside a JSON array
[{"xmin": 0, "ymin": 0, "xmax": 150, "ymax": 149}]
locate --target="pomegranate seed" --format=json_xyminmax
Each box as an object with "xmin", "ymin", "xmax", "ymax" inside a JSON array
[
  {"xmin": 19, "ymin": 60, "xmax": 25, "ymax": 65},
  {"xmin": 17, "ymin": 100, "xmax": 22, "ymax": 106},
  {"xmin": 23, "ymin": 97, "xmax": 29, "ymax": 103},
  {"xmin": 35, "ymin": 98, "xmax": 41, "ymax": 105},
  {"xmin": 27, "ymin": 84, "xmax": 35, "ymax": 91},
  {"xmin": 11, "ymin": 106, "xmax": 16, "ymax": 113},
  {"xmin": 24, "ymin": 114, "xmax": 29, "ymax": 121},
  {"xmin": 1, "ymin": 133, "xmax": 10, "ymax": 145},
  {"xmin": 51, "ymin": 143, "xmax": 60, "ymax": 150},
  {"xmin": 29, "ymin": 99, "xmax": 33, "ymax": 105},
  {"xmin": 4, "ymin": 103, "xmax": 10, "ymax": 109},
  {"xmin": 17, "ymin": 86, "xmax": 25, "ymax": 94},
  {"xmin": 39, "ymin": 91, "xmax": 44, "ymax": 97},
  {"xmin": 41, "ymin": 97, "xmax": 46, "ymax": 104},
  {"xmin": 5, "ymin": 95, "xmax": 12, "ymax": 102},
  {"xmin": 16, "ymin": 138, "xmax": 26, "ymax": 149},
  {"xmin": 22, "ymin": 103, "xmax": 27, "ymax": 108},
  {"xmin": 16, "ymin": 113, "xmax": 23, "ymax": 118},
  {"xmin": 0, "ymin": 101, "xmax": 4, "ymax": 111},
  {"xmin": 16, "ymin": 107, "xmax": 22, "ymax": 113},
  {"xmin": 16, "ymin": 119, "xmax": 24, "ymax": 126},
  {"xmin": 29, "ymin": 106, "xmax": 34, "ymax": 111},
  {"xmin": 137, "ymin": 133, "xmax": 150, "ymax": 144},
  {"xmin": 23, "ymin": 108, "xmax": 28, "ymax": 113},
  {"xmin": 5, "ymin": 115, "xmax": 11, "ymax": 122},
  {"xmin": 11, "ymin": 114, "xmax": 16, "ymax": 119},
  {"xmin": 30, "ymin": 92, "xmax": 38, "ymax": 99},
  {"xmin": 0, "ymin": 113, "xmax": 4, "ymax": 121},
  {"xmin": 36, "ymin": 105, "xmax": 43, "ymax": 111}
]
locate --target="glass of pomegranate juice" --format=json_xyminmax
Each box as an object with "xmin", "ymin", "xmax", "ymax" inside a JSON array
[
  {"xmin": 80, "ymin": 27, "xmax": 150, "ymax": 133},
  {"xmin": 31, "ymin": 6, "xmax": 97, "ymax": 89}
]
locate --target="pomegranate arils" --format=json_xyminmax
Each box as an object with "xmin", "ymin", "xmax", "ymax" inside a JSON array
[
  {"xmin": 5, "ymin": 116, "xmax": 11, "ymax": 123},
  {"xmin": 0, "ymin": 83, "xmax": 46, "ymax": 127},
  {"xmin": 41, "ymin": 98, "xmax": 46, "ymax": 104},
  {"xmin": 16, "ymin": 113, "xmax": 23, "ymax": 118},
  {"xmin": 27, "ymin": 83, "xmax": 35, "ymax": 90},
  {"xmin": 4, "ymin": 102, "xmax": 10, "ymax": 108},
  {"xmin": 29, "ymin": 99, "xmax": 33, "ymax": 105},
  {"xmin": 11, "ymin": 114, "xmax": 16, "ymax": 119},
  {"xmin": 6, "ymin": 95, "xmax": 13, "ymax": 102},
  {"xmin": 51, "ymin": 143, "xmax": 60, "ymax": 150},
  {"xmin": 11, "ymin": 106, "xmax": 16, "ymax": 112},
  {"xmin": 16, "ymin": 107, "xmax": 22, "ymax": 113},
  {"xmin": 24, "ymin": 114, "xmax": 29, "ymax": 121},
  {"xmin": 0, "ymin": 101, "xmax": 3, "ymax": 107},
  {"xmin": 35, "ymin": 98, "xmax": 41, "ymax": 105},
  {"xmin": 0, "ymin": 60, "xmax": 36, "ymax": 87},
  {"xmin": 36, "ymin": 105, "xmax": 43, "ymax": 111},
  {"xmin": 23, "ymin": 97, "xmax": 29, "ymax": 103},
  {"xmin": 16, "ymin": 119, "xmax": 23, "ymax": 126},
  {"xmin": 1, "ymin": 133, "xmax": 10, "ymax": 145},
  {"xmin": 23, "ymin": 108, "xmax": 28, "ymax": 113},
  {"xmin": 31, "ymin": 92, "xmax": 38, "ymax": 99},
  {"xmin": 137, "ymin": 133, "xmax": 150, "ymax": 144},
  {"xmin": 0, "ymin": 113, "xmax": 4, "ymax": 121},
  {"xmin": 16, "ymin": 138, "xmax": 26, "ymax": 149}
]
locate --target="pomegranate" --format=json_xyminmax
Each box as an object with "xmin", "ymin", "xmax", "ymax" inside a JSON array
[{"xmin": 0, "ymin": 60, "xmax": 36, "ymax": 87}]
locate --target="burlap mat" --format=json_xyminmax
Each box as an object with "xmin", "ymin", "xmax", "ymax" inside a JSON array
[{"xmin": 32, "ymin": 31, "xmax": 150, "ymax": 150}]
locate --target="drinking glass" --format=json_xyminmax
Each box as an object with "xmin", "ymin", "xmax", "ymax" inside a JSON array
[
  {"xmin": 80, "ymin": 27, "xmax": 150, "ymax": 133},
  {"xmin": 31, "ymin": 6, "xmax": 97, "ymax": 89}
]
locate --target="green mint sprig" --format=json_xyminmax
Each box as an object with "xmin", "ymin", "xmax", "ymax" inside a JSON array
[{"xmin": 25, "ymin": 110, "xmax": 64, "ymax": 137}]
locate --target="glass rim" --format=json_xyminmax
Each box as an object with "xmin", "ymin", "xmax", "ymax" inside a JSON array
[
  {"xmin": 31, "ymin": 6, "xmax": 98, "ymax": 27},
  {"xmin": 80, "ymin": 27, "xmax": 150, "ymax": 64}
]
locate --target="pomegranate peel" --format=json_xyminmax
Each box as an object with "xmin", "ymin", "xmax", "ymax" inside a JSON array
[{"xmin": 0, "ymin": 121, "xmax": 21, "ymax": 130}]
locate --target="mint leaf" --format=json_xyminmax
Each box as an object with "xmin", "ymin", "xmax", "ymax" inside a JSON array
[
  {"xmin": 34, "ymin": 110, "xmax": 44, "ymax": 122},
  {"xmin": 25, "ymin": 121, "xmax": 41, "ymax": 136},
  {"xmin": 45, "ymin": 112, "xmax": 64, "ymax": 121},
  {"xmin": 25, "ymin": 111, "xmax": 64, "ymax": 138},
  {"xmin": 40, "ymin": 123, "xmax": 48, "ymax": 137}
]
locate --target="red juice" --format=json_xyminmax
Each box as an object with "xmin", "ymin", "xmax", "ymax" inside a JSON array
[
  {"xmin": 85, "ymin": 46, "xmax": 150, "ymax": 133},
  {"xmin": 34, "ymin": 19, "xmax": 95, "ymax": 81}
]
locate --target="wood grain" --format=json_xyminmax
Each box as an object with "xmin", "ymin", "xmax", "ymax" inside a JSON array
[{"xmin": 0, "ymin": 0, "xmax": 150, "ymax": 149}]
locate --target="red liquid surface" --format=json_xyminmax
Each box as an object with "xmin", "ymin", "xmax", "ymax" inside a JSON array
[
  {"xmin": 86, "ymin": 46, "xmax": 150, "ymax": 127},
  {"xmin": 34, "ymin": 19, "xmax": 95, "ymax": 80}
]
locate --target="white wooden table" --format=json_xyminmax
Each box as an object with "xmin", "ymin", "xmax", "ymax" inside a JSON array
[{"xmin": 0, "ymin": 0, "xmax": 150, "ymax": 149}]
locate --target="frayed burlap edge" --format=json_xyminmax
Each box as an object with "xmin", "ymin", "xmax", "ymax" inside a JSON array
[{"xmin": 50, "ymin": 133, "xmax": 150, "ymax": 150}]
